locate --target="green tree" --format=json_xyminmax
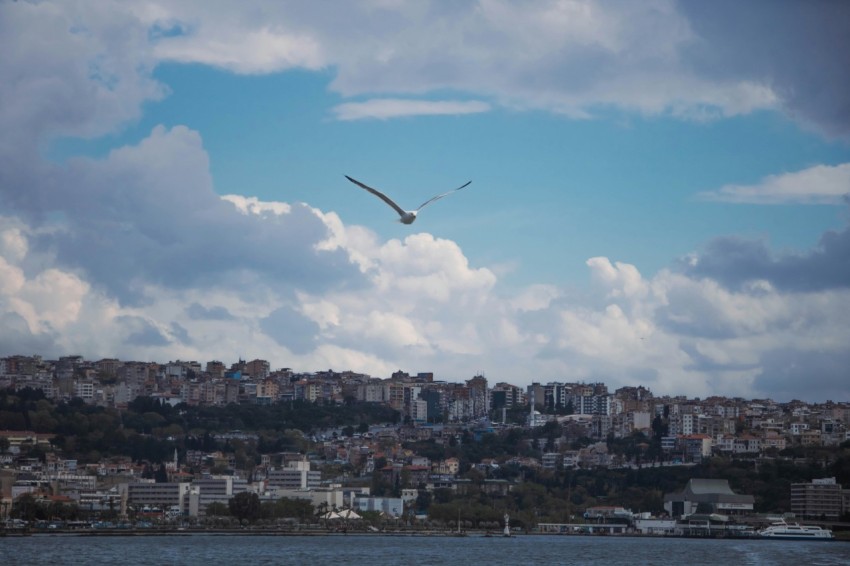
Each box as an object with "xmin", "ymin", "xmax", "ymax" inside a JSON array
[
  {"xmin": 12, "ymin": 493, "xmax": 41, "ymax": 522},
  {"xmin": 205, "ymin": 502, "xmax": 230, "ymax": 517},
  {"xmin": 266, "ymin": 497, "xmax": 314, "ymax": 521},
  {"xmin": 651, "ymin": 415, "xmax": 667, "ymax": 440},
  {"xmin": 415, "ymin": 488, "xmax": 432, "ymax": 513},
  {"xmin": 48, "ymin": 500, "xmax": 79, "ymax": 521},
  {"xmin": 228, "ymin": 492, "xmax": 261, "ymax": 523},
  {"xmin": 154, "ymin": 463, "xmax": 169, "ymax": 483},
  {"xmin": 0, "ymin": 410, "xmax": 26, "ymax": 430}
]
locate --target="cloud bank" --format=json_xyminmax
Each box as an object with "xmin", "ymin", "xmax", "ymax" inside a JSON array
[
  {"xmin": 0, "ymin": 1, "xmax": 848, "ymax": 402},
  {"xmin": 132, "ymin": 0, "xmax": 850, "ymax": 135},
  {"xmin": 3, "ymin": 155, "xmax": 848, "ymax": 402}
]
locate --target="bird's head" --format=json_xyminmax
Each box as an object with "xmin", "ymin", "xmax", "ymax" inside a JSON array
[{"xmin": 399, "ymin": 211, "xmax": 417, "ymax": 224}]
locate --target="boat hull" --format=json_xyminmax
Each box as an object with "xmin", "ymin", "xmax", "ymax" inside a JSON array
[{"xmin": 759, "ymin": 535, "xmax": 835, "ymax": 542}]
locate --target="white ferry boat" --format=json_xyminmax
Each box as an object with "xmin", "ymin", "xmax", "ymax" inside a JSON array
[{"xmin": 758, "ymin": 519, "xmax": 834, "ymax": 540}]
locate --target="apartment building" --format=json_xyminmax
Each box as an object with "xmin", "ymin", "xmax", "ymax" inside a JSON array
[{"xmin": 790, "ymin": 477, "xmax": 846, "ymax": 520}]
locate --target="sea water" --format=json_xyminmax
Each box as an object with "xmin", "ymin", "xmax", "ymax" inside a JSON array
[{"xmin": 4, "ymin": 533, "xmax": 848, "ymax": 565}]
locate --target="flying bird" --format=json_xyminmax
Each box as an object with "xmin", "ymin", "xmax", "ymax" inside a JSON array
[{"xmin": 345, "ymin": 175, "xmax": 471, "ymax": 224}]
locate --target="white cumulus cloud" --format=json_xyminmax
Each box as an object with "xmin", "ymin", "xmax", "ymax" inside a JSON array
[
  {"xmin": 1, "ymin": 0, "xmax": 849, "ymax": 403},
  {"xmin": 333, "ymin": 99, "xmax": 491, "ymax": 121},
  {"xmin": 699, "ymin": 162, "xmax": 850, "ymax": 205}
]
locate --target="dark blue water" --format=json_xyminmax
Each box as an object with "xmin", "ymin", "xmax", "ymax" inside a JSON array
[{"xmin": 4, "ymin": 534, "xmax": 848, "ymax": 565}]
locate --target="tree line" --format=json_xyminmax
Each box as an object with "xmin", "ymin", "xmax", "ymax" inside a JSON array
[{"xmin": 0, "ymin": 387, "xmax": 398, "ymax": 464}]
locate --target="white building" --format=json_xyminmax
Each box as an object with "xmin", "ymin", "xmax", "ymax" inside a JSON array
[
  {"xmin": 357, "ymin": 381, "xmax": 386, "ymax": 403},
  {"xmin": 122, "ymin": 481, "xmax": 192, "ymax": 513},
  {"xmin": 267, "ymin": 459, "xmax": 321, "ymax": 490},
  {"xmin": 354, "ymin": 496, "xmax": 404, "ymax": 517},
  {"xmin": 663, "ymin": 479, "xmax": 754, "ymax": 518},
  {"xmin": 74, "ymin": 380, "xmax": 95, "ymax": 402},
  {"xmin": 188, "ymin": 476, "xmax": 248, "ymax": 516}
]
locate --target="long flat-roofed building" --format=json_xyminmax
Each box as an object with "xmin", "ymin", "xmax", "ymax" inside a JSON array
[
  {"xmin": 267, "ymin": 459, "xmax": 321, "ymax": 490},
  {"xmin": 190, "ymin": 476, "xmax": 248, "ymax": 516},
  {"xmin": 122, "ymin": 481, "xmax": 191, "ymax": 512}
]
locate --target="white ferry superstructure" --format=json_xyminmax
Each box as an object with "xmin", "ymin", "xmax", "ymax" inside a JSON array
[{"xmin": 758, "ymin": 519, "xmax": 834, "ymax": 540}]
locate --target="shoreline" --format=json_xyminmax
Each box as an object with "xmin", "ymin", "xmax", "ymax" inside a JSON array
[{"xmin": 5, "ymin": 528, "xmax": 846, "ymax": 541}]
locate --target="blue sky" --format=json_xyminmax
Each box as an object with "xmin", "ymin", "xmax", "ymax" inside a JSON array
[
  {"xmin": 2, "ymin": 1, "xmax": 849, "ymax": 401},
  {"xmin": 52, "ymin": 64, "xmax": 847, "ymax": 288}
]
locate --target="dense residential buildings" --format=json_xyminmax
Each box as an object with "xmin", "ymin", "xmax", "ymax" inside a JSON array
[{"xmin": 2, "ymin": 354, "xmax": 850, "ymax": 457}]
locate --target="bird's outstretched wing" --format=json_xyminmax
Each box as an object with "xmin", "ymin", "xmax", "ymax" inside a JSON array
[
  {"xmin": 415, "ymin": 181, "xmax": 471, "ymax": 212},
  {"xmin": 345, "ymin": 175, "xmax": 407, "ymax": 218}
]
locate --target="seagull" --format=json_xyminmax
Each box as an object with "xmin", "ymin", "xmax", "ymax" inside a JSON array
[{"xmin": 345, "ymin": 175, "xmax": 471, "ymax": 224}]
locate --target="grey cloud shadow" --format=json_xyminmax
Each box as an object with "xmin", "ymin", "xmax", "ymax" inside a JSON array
[{"xmin": 677, "ymin": 222, "xmax": 850, "ymax": 293}]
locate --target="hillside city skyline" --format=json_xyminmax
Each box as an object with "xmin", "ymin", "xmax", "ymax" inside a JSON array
[
  {"xmin": 2, "ymin": 350, "xmax": 848, "ymax": 532},
  {"xmin": 1, "ymin": 352, "xmax": 846, "ymax": 407}
]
